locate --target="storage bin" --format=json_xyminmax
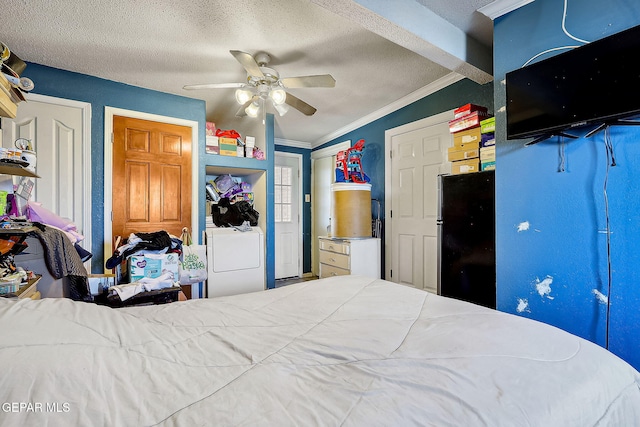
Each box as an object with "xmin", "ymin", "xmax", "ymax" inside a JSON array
[{"xmin": 330, "ymin": 183, "xmax": 371, "ymax": 238}]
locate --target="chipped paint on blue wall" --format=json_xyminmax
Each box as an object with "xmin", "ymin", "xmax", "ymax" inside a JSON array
[{"xmin": 494, "ymin": 0, "xmax": 640, "ymax": 370}]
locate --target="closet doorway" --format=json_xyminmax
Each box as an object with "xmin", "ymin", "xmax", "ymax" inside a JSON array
[
  {"xmin": 310, "ymin": 140, "xmax": 350, "ymax": 276},
  {"xmin": 274, "ymin": 152, "xmax": 302, "ymax": 279},
  {"xmin": 0, "ymin": 93, "xmax": 92, "ymax": 269},
  {"xmin": 103, "ymin": 107, "xmax": 199, "ymax": 266}
]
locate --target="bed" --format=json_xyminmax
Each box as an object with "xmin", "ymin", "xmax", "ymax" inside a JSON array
[{"xmin": 1, "ymin": 275, "xmax": 639, "ymax": 426}]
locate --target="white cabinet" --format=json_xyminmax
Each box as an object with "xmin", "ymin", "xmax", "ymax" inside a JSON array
[{"xmin": 318, "ymin": 237, "xmax": 381, "ymax": 279}]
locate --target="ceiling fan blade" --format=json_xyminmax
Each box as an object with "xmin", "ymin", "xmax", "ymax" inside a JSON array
[
  {"xmin": 285, "ymin": 92, "xmax": 317, "ymax": 116},
  {"xmin": 281, "ymin": 74, "xmax": 336, "ymax": 88},
  {"xmin": 230, "ymin": 50, "xmax": 264, "ymax": 78},
  {"xmin": 183, "ymin": 83, "xmax": 245, "ymax": 90}
]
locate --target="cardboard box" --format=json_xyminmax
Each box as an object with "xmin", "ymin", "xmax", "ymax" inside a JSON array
[
  {"xmin": 454, "ymin": 103, "xmax": 488, "ymax": 119},
  {"xmin": 480, "ymin": 117, "xmax": 495, "ymax": 133},
  {"xmin": 219, "ymin": 137, "xmax": 237, "ymax": 156},
  {"xmin": 205, "ymin": 122, "xmax": 216, "ymax": 136},
  {"xmin": 206, "ymin": 135, "xmax": 218, "ymax": 147},
  {"xmin": 453, "ymin": 127, "xmax": 482, "ymax": 146},
  {"xmin": 447, "ymin": 143, "xmax": 479, "ymax": 162},
  {"xmin": 205, "ymin": 136, "xmax": 219, "ymax": 155},
  {"xmin": 448, "ymin": 110, "xmax": 490, "ymax": 133},
  {"xmin": 128, "ymin": 253, "xmax": 180, "ymax": 282},
  {"xmin": 480, "ymin": 146, "xmax": 496, "ymax": 162},
  {"xmin": 0, "ymin": 75, "xmax": 17, "ymax": 119},
  {"xmin": 481, "ymin": 133, "xmax": 495, "ymax": 147},
  {"xmin": 451, "ymin": 159, "xmax": 480, "ymax": 175},
  {"xmin": 481, "ymin": 161, "xmax": 496, "ymax": 171}
]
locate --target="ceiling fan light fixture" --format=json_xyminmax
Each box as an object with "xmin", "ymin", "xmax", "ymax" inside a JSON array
[
  {"xmin": 269, "ymin": 88, "xmax": 286, "ymax": 105},
  {"xmin": 245, "ymin": 101, "xmax": 260, "ymax": 118},
  {"xmin": 273, "ymin": 102, "xmax": 290, "ymax": 117},
  {"xmin": 235, "ymin": 88, "xmax": 253, "ymax": 105}
]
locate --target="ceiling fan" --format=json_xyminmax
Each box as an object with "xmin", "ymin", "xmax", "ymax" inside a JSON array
[{"xmin": 183, "ymin": 50, "xmax": 335, "ymax": 118}]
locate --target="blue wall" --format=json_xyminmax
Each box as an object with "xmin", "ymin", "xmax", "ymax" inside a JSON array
[
  {"xmin": 320, "ymin": 79, "xmax": 494, "ymax": 212},
  {"xmin": 21, "ymin": 63, "xmax": 206, "ymax": 273},
  {"xmin": 318, "ymin": 78, "xmax": 493, "ymax": 278},
  {"xmin": 274, "ymin": 145, "xmax": 312, "ymax": 274},
  {"xmin": 494, "ymin": 0, "xmax": 640, "ymax": 369}
]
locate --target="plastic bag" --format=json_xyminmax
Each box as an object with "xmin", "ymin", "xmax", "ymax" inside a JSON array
[
  {"xmin": 212, "ymin": 198, "xmax": 259, "ymax": 227},
  {"xmin": 178, "ymin": 227, "xmax": 207, "ymax": 285}
]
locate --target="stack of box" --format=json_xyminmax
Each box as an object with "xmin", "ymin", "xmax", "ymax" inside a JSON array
[
  {"xmin": 205, "ymin": 122, "xmax": 219, "ymax": 155},
  {"xmin": 447, "ymin": 104, "xmax": 490, "ymax": 174},
  {"xmin": 480, "ymin": 117, "xmax": 496, "ymax": 171},
  {"xmin": 245, "ymin": 136, "xmax": 255, "ymax": 158},
  {"xmin": 219, "ymin": 137, "xmax": 238, "ymax": 156}
]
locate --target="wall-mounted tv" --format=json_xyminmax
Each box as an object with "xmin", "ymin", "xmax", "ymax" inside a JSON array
[{"xmin": 506, "ymin": 24, "xmax": 640, "ymax": 144}]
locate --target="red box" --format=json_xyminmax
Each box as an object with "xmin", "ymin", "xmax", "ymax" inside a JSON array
[
  {"xmin": 454, "ymin": 103, "xmax": 488, "ymax": 119},
  {"xmin": 449, "ymin": 111, "xmax": 491, "ymax": 133}
]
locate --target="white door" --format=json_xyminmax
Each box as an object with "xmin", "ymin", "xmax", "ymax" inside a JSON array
[
  {"xmin": 275, "ymin": 152, "xmax": 302, "ymax": 279},
  {"xmin": 1, "ymin": 94, "xmax": 91, "ymax": 261},
  {"xmin": 385, "ymin": 111, "xmax": 453, "ymax": 293},
  {"xmin": 311, "ymin": 141, "xmax": 350, "ymax": 277}
]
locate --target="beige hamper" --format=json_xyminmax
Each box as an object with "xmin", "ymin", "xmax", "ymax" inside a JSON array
[{"xmin": 330, "ymin": 183, "xmax": 372, "ymax": 238}]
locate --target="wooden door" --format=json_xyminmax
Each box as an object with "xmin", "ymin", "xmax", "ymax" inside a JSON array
[
  {"xmin": 388, "ymin": 117, "xmax": 451, "ymax": 293},
  {"xmin": 112, "ymin": 115, "xmax": 192, "ymax": 240}
]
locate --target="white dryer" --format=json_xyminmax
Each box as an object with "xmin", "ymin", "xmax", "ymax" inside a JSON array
[{"xmin": 205, "ymin": 227, "xmax": 265, "ymax": 298}]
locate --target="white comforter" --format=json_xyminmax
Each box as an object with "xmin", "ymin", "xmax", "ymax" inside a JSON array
[{"xmin": 1, "ymin": 276, "xmax": 639, "ymax": 426}]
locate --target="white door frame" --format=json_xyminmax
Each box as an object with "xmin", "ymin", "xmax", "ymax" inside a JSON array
[
  {"xmin": 274, "ymin": 151, "xmax": 303, "ymax": 278},
  {"xmin": 384, "ymin": 110, "xmax": 454, "ymax": 280},
  {"xmin": 310, "ymin": 140, "xmax": 350, "ymax": 276},
  {"xmin": 4, "ymin": 93, "xmax": 93, "ymax": 271},
  {"xmin": 103, "ymin": 107, "xmax": 199, "ymax": 271}
]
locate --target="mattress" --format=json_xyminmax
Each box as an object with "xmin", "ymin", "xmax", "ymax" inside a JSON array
[{"xmin": 1, "ymin": 275, "xmax": 639, "ymax": 426}]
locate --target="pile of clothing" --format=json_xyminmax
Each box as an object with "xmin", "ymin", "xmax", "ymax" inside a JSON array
[
  {"xmin": 105, "ymin": 230, "xmax": 182, "ymax": 270},
  {"xmin": 103, "ymin": 230, "xmax": 183, "ymax": 303}
]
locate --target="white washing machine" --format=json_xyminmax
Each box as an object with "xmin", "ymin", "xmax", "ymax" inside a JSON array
[{"xmin": 205, "ymin": 227, "xmax": 265, "ymax": 298}]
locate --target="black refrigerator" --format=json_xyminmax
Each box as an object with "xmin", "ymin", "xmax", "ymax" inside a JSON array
[{"xmin": 437, "ymin": 170, "xmax": 496, "ymax": 309}]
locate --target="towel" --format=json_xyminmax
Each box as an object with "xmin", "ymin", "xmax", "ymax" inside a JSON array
[{"xmin": 108, "ymin": 272, "xmax": 177, "ymax": 301}]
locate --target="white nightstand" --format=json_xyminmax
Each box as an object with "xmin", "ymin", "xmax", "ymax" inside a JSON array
[{"xmin": 318, "ymin": 237, "xmax": 381, "ymax": 279}]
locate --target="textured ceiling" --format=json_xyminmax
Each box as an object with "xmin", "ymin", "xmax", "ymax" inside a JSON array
[{"xmin": 2, "ymin": 0, "xmax": 499, "ymax": 146}]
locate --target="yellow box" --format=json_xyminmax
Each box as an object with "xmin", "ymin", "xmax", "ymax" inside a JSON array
[
  {"xmin": 447, "ymin": 143, "xmax": 479, "ymax": 162},
  {"xmin": 451, "ymin": 159, "xmax": 480, "ymax": 175},
  {"xmin": 453, "ymin": 127, "xmax": 481, "ymax": 146},
  {"xmin": 219, "ymin": 137, "xmax": 237, "ymax": 156}
]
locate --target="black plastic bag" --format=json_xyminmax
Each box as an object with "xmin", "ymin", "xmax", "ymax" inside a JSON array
[
  {"xmin": 235, "ymin": 201, "xmax": 259, "ymax": 226},
  {"xmin": 212, "ymin": 198, "xmax": 259, "ymax": 227}
]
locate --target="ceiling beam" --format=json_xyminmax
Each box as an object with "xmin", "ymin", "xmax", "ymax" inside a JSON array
[{"xmin": 311, "ymin": 0, "xmax": 493, "ymax": 84}]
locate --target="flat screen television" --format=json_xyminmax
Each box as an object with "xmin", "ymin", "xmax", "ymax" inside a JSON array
[{"xmin": 506, "ymin": 24, "xmax": 640, "ymax": 144}]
